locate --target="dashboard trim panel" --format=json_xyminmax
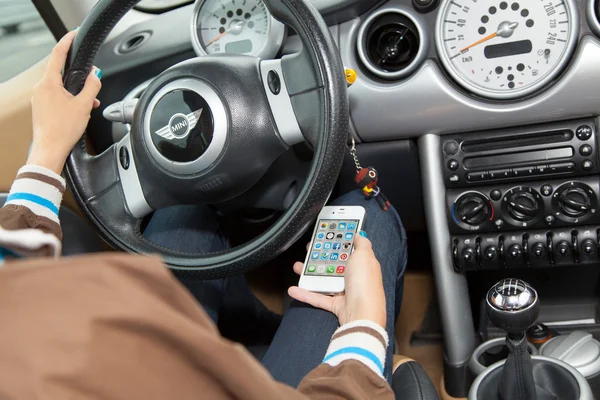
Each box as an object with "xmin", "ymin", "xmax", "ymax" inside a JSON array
[{"xmin": 340, "ymin": 19, "xmax": 600, "ymax": 141}]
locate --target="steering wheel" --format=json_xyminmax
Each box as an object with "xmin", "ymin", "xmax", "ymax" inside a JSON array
[{"xmin": 62, "ymin": 0, "xmax": 348, "ymax": 278}]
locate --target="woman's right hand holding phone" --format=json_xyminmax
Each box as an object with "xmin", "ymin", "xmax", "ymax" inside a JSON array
[{"xmin": 289, "ymin": 233, "xmax": 387, "ymax": 329}]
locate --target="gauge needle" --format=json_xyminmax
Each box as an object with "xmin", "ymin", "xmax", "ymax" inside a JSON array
[
  {"xmin": 207, "ymin": 30, "xmax": 228, "ymax": 46},
  {"xmin": 455, "ymin": 21, "xmax": 519, "ymax": 55}
]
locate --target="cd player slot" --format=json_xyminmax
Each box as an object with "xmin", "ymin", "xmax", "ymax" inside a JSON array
[
  {"xmin": 463, "ymin": 147, "xmax": 574, "ymax": 169},
  {"xmin": 461, "ymin": 130, "xmax": 573, "ymax": 153}
]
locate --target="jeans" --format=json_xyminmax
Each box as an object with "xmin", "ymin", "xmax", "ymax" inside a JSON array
[{"xmin": 144, "ymin": 190, "xmax": 407, "ymax": 386}]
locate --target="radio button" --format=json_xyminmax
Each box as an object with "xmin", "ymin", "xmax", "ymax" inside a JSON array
[
  {"xmin": 576, "ymin": 125, "xmax": 593, "ymax": 141},
  {"xmin": 535, "ymin": 165, "xmax": 549, "ymax": 174},
  {"xmin": 582, "ymin": 160, "xmax": 594, "ymax": 171},
  {"xmin": 512, "ymin": 166, "xmax": 536, "ymax": 177},
  {"xmin": 541, "ymin": 185, "xmax": 553, "ymax": 197},
  {"xmin": 488, "ymin": 169, "xmax": 511, "ymax": 179},
  {"xmin": 579, "ymin": 145, "xmax": 593, "ymax": 157},
  {"xmin": 490, "ymin": 189, "xmax": 502, "ymax": 201},
  {"xmin": 466, "ymin": 171, "xmax": 488, "ymax": 182},
  {"xmin": 548, "ymin": 162, "xmax": 575, "ymax": 173}
]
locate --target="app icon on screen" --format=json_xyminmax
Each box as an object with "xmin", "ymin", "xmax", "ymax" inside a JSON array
[
  {"xmin": 339, "ymin": 252, "xmax": 349, "ymax": 261},
  {"xmin": 321, "ymin": 252, "xmax": 329, "ymax": 260},
  {"xmin": 348, "ymin": 223, "xmax": 357, "ymax": 230},
  {"xmin": 333, "ymin": 243, "xmax": 341, "ymax": 250},
  {"xmin": 317, "ymin": 265, "xmax": 326, "ymax": 273},
  {"xmin": 324, "ymin": 242, "xmax": 332, "ymax": 250},
  {"xmin": 326, "ymin": 265, "xmax": 335, "ymax": 274},
  {"xmin": 338, "ymin": 222, "xmax": 347, "ymax": 230},
  {"xmin": 336, "ymin": 266, "xmax": 345, "ymax": 274},
  {"xmin": 326, "ymin": 232, "xmax": 335, "ymax": 240},
  {"xmin": 314, "ymin": 242, "xmax": 322, "ymax": 250},
  {"xmin": 345, "ymin": 233, "xmax": 354, "ymax": 240},
  {"xmin": 317, "ymin": 232, "xmax": 325, "ymax": 239},
  {"xmin": 329, "ymin": 223, "xmax": 337, "ymax": 229},
  {"xmin": 311, "ymin": 252, "xmax": 319, "ymax": 260},
  {"xmin": 320, "ymin": 222, "xmax": 328, "ymax": 229},
  {"xmin": 336, "ymin": 234, "xmax": 343, "ymax": 239},
  {"xmin": 330, "ymin": 253, "xmax": 339, "ymax": 261},
  {"xmin": 342, "ymin": 242, "xmax": 352, "ymax": 250},
  {"xmin": 307, "ymin": 265, "xmax": 316, "ymax": 273}
]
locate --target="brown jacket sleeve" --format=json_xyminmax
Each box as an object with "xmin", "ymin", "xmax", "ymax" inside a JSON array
[
  {"xmin": 0, "ymin": 253, "xmax": 393, "ymax": 400},
  {"xmin": 0, "ymin": 165, "xmax": 66, "ymax": 259}
]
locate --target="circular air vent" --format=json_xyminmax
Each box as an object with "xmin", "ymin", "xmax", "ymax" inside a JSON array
[{"xmin": 357, "ymin": 7, "xmax": 428, "ymax": 80}]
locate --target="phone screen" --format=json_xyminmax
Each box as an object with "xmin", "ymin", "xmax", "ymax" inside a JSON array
[{"xmin": 304, "ymin": 219, "xmax": 360, "ymax": 277}]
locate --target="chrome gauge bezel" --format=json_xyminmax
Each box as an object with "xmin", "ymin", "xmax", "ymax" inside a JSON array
[
  {"xmin": 434, "ymin": 0, "xmax": 580, "ymax": 100},
  {"xmin": 190, "ymin": 0, "xmax": 285, "ymax": 59}
]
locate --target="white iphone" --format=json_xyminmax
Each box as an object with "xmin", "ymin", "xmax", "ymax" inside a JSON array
[{"xmin": 298, "ymin": 205, "xmax": 366, "ymax": 294}]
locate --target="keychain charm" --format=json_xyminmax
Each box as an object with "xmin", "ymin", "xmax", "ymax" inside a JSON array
[{"xmin": 349, "ymin": 137, "xmax": 391, "ymax": 211}]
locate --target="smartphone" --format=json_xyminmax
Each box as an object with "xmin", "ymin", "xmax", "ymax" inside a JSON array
[{"xmin": 298, "ymin": 205, "xmax": 366, "ymax": 294}]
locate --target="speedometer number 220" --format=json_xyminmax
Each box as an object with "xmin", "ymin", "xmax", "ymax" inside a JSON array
[{"xmin": 436, "ymin": 0, "xmax": 578, "ymax": 99}]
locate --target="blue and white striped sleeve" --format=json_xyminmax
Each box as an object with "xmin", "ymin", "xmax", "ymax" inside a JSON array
[
  {"xmin": 0, "ymin": 165, "xmax": 66, "ymax": 263},
  {"xmin": 322, "ymin": 319, "xmax": 389, "ymax": 379}
]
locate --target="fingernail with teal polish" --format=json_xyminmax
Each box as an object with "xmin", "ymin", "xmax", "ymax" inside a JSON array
[
  {"xmin": 72, "ymin": 26, "xmax": 79, "ymax": 31},
  {"xmin": 95, "ymin": 69, "xmax": 102, "ymax": 79},
  {"xmin": 359, "ymin": 230, "xmax": 368, "ymax": 238}
]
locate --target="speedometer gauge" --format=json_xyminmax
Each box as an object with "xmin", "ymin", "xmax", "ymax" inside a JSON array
[
  {"xmin": 191, "ymin": 0, "xmax": 285, "ymax": 59},
  {"xmin": 435, "ymin": 0, "xmax": 578, "ymax": 99}
]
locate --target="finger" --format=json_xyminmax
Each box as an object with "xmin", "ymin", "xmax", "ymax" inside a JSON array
[
  {"xmin": 293, "ymin": 262, "xmax": 304, "ymax": 275},
  {"xmin": 46, "ymin": 30, "xmax": 77, "ymax": 81},
  {"xmin": 306, "ymin": 242, "xmax": 310, "ymax": 252},
  {"xmin": 353, "ymin": 233, "xmax": 372, "ymax": 251},
  {"xmin": 288, "ymin": 286, "xmax": 334, "ymax": 313},
  {"xmin": 93, "ymin": 99, "xmax": 101, "ymax": 109},
  {"xmin": 77, "ymin": 68, "xmax": 102, "ymax": 104}
]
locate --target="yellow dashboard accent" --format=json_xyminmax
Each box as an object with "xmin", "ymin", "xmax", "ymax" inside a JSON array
[{"xmin": 345, "ymin": 68, "xmax": 357, "ymax": 86}]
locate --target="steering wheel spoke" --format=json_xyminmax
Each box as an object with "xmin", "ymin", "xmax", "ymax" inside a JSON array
[
  {"xmin": 114, "ymin": 133, "xmax": 154, "ymax": 218},
  {"xmin": 260, "ymin": 59, "xmax": 304, "ymax": 147}
]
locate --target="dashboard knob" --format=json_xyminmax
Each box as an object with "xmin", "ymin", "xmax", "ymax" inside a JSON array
[
  {"xmin": 556, "ymin": 241, "xmax": 571, "ymax": 256},
  {"xmin": 581, "ymin": 239, "xmax": 596, "ymax": 255},
  {"xmin": 507, "ymin": 191, "xmax": 540, "ymax": 221},
  {"xmin": 532, "ymin": 242, "xmax": 546, "ymax": 258},
  {"xmin": 557, "ymin": 187, "xmax": 592, "ymax": 217},
  {"xmin": 508, "ymin": 244, "xmax": 522, "ymax": 259},
  {"xmin": 455, "ymin": 193, "xmax": 491, "ymax": 226}
]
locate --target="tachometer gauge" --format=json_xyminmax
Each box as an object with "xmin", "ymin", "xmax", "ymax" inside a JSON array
[
  {"xmin": 435, "ymin": 0, "xmax": 579, "ymax": 99},
  {"xmin": 191, "ymin": 0, "xmax": 285, "ymax": 59}
]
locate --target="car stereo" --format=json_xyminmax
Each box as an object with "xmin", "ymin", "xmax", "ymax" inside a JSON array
[{"xmin": 441, "ymin": 119, "xmax": 598, "ymax": 187}]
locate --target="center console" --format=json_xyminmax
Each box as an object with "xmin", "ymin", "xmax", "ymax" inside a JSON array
[{"xmin": 441, "ymin": 119, "xmax": 600, "ymax": 272}]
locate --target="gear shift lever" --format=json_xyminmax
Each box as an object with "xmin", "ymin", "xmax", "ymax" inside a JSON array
[{"xmin": 486, "ymin": 279, "xmax": 540, "ymax": 400}]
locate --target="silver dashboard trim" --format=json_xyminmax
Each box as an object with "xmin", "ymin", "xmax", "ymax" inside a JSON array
[
  {"xmin": 190, "ymin": 0, "xmax": 286, "ymax": 59},
  {"xmin": 142, "ymin": 78, "xmax": 228, "ymax": 175},
  {"xmin": 338, "ymin": 17, "xmax": 600, "ymax": 140},
  {"xmin": 418, "ymin": 134, "xmax": 476, "ymax": 366},
  {"xmin": 260, "ymin": 59, "xmax": 304, "ymax": 146},
  {"xmin": 115, "ymin": 134, "xmax": 153, "ymax": 218},
  {"xmin": 356, "ymin": 4, "xmax": 429, "ymax": 80},
  {"xmin": 435, "ymin": 0, "xmax": 580, "ymax": 100}
]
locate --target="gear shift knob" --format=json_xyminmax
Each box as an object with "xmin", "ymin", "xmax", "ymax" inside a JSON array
[{"xmin": 486, "ymin": 279, "xmax": 540, "ymax": 338}]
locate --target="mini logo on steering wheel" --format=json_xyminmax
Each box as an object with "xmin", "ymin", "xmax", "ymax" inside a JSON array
[{"xmin": 155, "ymin": 109, "xmax": 203, "ymax": 140}]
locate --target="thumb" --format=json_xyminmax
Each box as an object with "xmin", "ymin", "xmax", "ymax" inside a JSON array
[
  {"xmin": 353, "ymin": 232, "xmax": 372, "ymax": 251},
  {"xmin": 77, "ymin": 67, "xmax": 102, "ymax": 105}
]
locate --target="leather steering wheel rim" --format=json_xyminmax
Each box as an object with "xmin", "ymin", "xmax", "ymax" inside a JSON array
[{"xmin": 63, "ymin": 0, "xmax": 348, "ymax": 279}]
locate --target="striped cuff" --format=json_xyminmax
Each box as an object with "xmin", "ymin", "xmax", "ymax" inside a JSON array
[
  {"xmin": 5, "ymin": 165, "xmax": 66, "ymax": 224},
  {"xmin": 323, "ymin": 320, "xmax": 389, "ymax": 379}
]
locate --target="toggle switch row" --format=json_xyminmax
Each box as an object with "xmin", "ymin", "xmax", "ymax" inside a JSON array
[{"xmin": 451, "ymin": 227, "xmax": 600, "ymax": 271}]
